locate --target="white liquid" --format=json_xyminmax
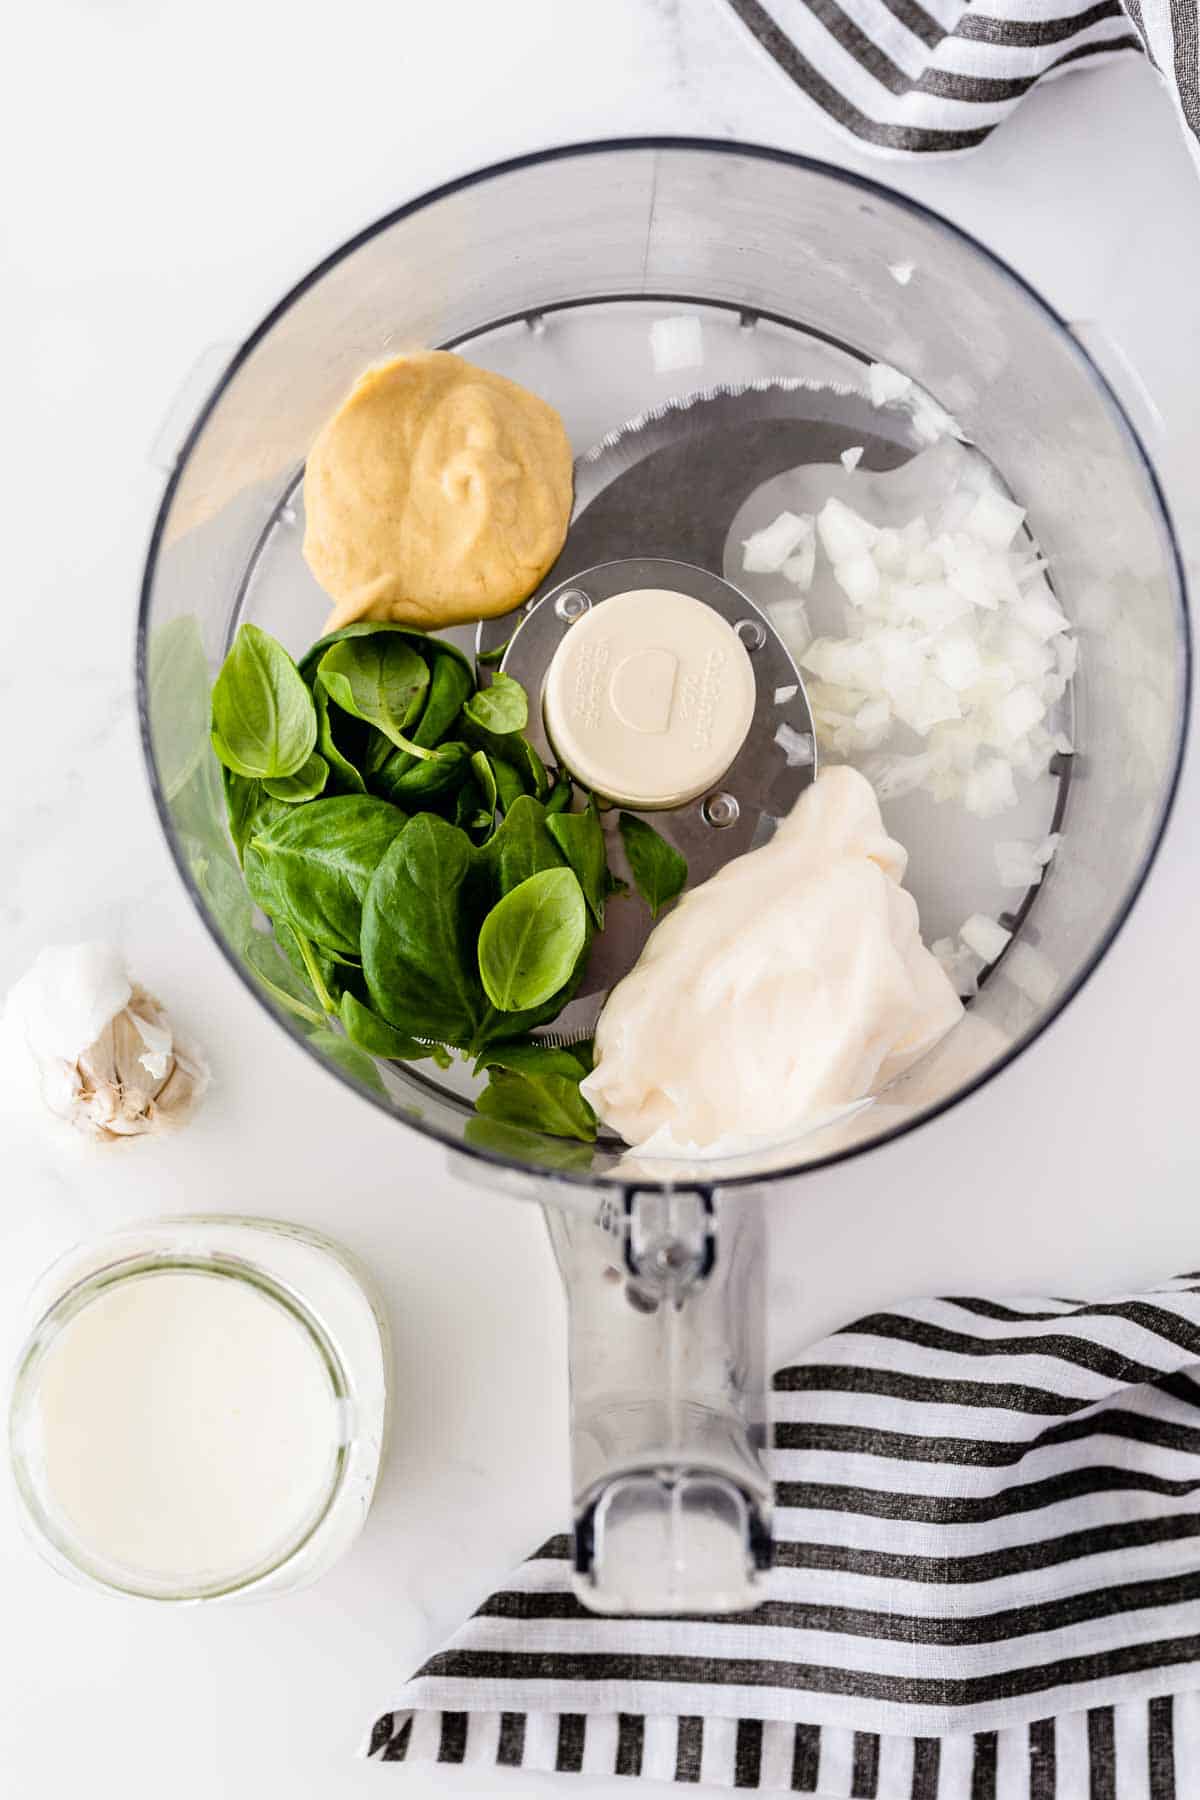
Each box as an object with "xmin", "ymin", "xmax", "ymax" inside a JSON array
[{"xmin": 33, "ymin": 1270, "xmax": 340, "ymax": 1587}]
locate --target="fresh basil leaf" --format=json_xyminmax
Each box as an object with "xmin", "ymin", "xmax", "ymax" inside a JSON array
[
  {"xmin": 361, "ymin": 814, "xmax": 487, "ymax": 1047},
  {"xmin": 460, "ymin": 715, "xmax": 550, "ymax": 800},
  {"xmin": 545, "ymin": 777, "xmax": 573, "ymax": 815},
  {"xmin": 272, "ymin": 920, "xmax": 353, "ymax": 1015},
  {"xmin": 306, "ymin": 1026, "xmax": 386, "ymax": 1096},
  {"xmin": 618, "ymin": 812, "xmax": 688, "ymax": 917},
  {"xmin": 383, "ymin": 651, "xmax": 474, "ymax": 780},
  {"xmin": 474, "ymin": 794, "xmax": 564, "ymax": 901},
  {"xmin": 470, "ymin": 752, "xmax": 498, "ymax": 825},
  {"xmin": 339, "ymin": 991, "xmax": 425, "ymax": 1061},
  {"xmin": 222, "ymin": 769, "xmax": 288, "ymax": 865},
  {"xmin": 315, "ymin": 685, "xmax": 367, "ymax": 795},
  {"xmin": 211, "ymin": 623, "xmax": 317, "ymax": 779},
  {"xmin": 248, "ymin": 795, "xmax": 410, "ymax": 957},
  {"xmin": 298, "ymin": 620, "xmax": 472, "ymax": 687},
  {"xmin": 148, "ymin": 616, "xmax": 211, "ymax": 802},
  {"xmin": 474, "ymin": 1040, "xmax": 590, "ymax": 1080},
  {"xmin": 492, "ymin": 758, "xmax": 528, "ymax": 814},
  {"xmin": 372, "ymin": 740, "xmax": 470, "ymax": 805},
  {"xmin": 243, "ymin": 930, "xmax": 326, "ymax": 1027},
  {"xmin": 477, "ymin": 867, "xmax": 587, "ymax": 1012},
  {"xmin": 263, "ymin": 751, "xmax": 329, "ymax": 803},
  {"xmin": 462, "ymin": 671, "xmax": 529, "ymax": 736},
  {"xmin": 464, "ymin": 1114, "xmax": 597, "ymax": 1171},
  {"xmin": 317, "ymin": 636, "xmax": 431, "ymax": 757},
  {"xmin": 547, "ymin": 798, "xmax": 612, "ymax": 928},
  {"xmin": 475, "ymin": 1043, "xmax": 597, "ymax": 1142}
]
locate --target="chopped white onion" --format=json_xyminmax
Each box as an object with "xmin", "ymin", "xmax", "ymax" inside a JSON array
[
  {"xmin": 818, "ymin": 497, "xmax": 879, "ymax": 563},
  {"xmin": 959, "ymin": 913, "xmax": 1012, "ymax": 963},
  {"xmin": 775, "ymin": 723, "xmax": 815, "ymax": 767},
  {"xmin": 868, "ymin": 362, "xmax": 913, "ymax": 407},
  {"xmin": 771, "ymin": 598, "xmax": 813, "ymax": 658},
  {"xmin": 965, "ymin": 490, "xmax": 1026, "ymax": 550},
  {"xmin": 964, "ymin": 758, "xmax": 1017, "ymax": 818},
  {"xmin": 994, "ymin": 840, "xmax": 1047, "ymax": 889},
  {"xmin": 841, "ymin": 445, "xmax": 865, "ymax": 472},
  {"xmin": 889, "ymin": 261, "xmax": 915, "ymax": 286},
  {"xmin": 1035, "ymin": 833, "xmax": 1060, "ymax": 865},
  {"xmin": 774, "ymin": 683, "xmax": 799, "ymax": 705},
  {"xmin": 835, "ymin": 552, "xmax": 881, "ymax": 606},
  {"xmin": 782, "ymin": 538, "xmax": 817, "ymax": 591},
  {"xmin": 649, "ymin": 314, "xmax": 703, "ymax": 373},
  {"xmin": 743, "ymin": 510, "xmax": 814, "ymax": 574},
  {"xmin": 1001, "ymin": 940, "xmax": 1058, "ymax": 1006}
]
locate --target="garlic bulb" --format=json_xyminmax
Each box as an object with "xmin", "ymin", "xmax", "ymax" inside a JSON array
[{"xmin": 3, "ymin": 944, "xmax": 208, "ymax": 1142}]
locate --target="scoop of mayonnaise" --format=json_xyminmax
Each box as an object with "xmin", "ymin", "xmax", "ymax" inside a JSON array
[{"xmin": 581, "ymin": 766, "xmax": 962, "ymax": 1150}]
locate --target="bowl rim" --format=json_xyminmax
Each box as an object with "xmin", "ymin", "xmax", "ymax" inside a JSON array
[{"xmin": 136, "ymin": 135, "xmax": 1192, "ymax": 1196}]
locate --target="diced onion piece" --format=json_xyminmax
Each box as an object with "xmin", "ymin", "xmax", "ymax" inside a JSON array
[
  {"xmin": 1034, "ymin": 833, "xmax": 1060, "ymax": 865},
  {"xmin": 743, "ymin": 510, "xmax": 814, "ymax": 573},
  {"xmin": 835, "ymin": 553, "xmax": 881, "ymax": 606},
  {"xmin": 933, "ymin": 632, "xmax": 982, "ymax": 692},
  {"xmin": 994, "ymin": 840, "xmax": 1046, "ymax": 889},
  {"xmin": 1014, "ymin": 591, "xmax": 1070, "ymax": 642},
  {"xmin": 1056, "ymin": 636, "xmax": 1079, "ymax": 682},
  {"xmin": 774, "ymin": 683, "xmax": 799, "ymax": 705},
  {"xmin": 782, "ymin": 538, "xmax": 817, "ymax": 591},
  {"xmin": 889, "ymin": 261, "xmax": 915, "ymax": 286},
  {"xmin": 771, "ymin": 598, "xmax": 813, "ymax": 659},
  {"xmin": 965, "ymin": 490, "xmax": 1026, "ymax": 550},
  {"xmin": 990, "ymin": 683, "xmax": 1046, "ymax": 743},
  {"xmin": 775, "ymin": 723, "xmax": 815, "ymax": 767},
  {"xmin": 964, "ymin": 757, "xmax": 1017, "ymax": 817},
  {"xmin": 959, "ymin": 912, "xmax": 1012, "ymax": 963},
  {"xmin": 1002, "ymin": 940, "xmax": 1058, "ymax": 1006},
  {"xmin": 649, "ymin": 314, "xmax": 703, "ymax": 373},
  {"xmin": 868, "ymin": 362, "xmax": 913, "ymax": 407},
  {"xmin": 841, "ymin": 445, "xmax": 865, "ymax": 471},
  {"xmin": 818, "ymin": 496, "xmax": 879, "ymax": 563}
]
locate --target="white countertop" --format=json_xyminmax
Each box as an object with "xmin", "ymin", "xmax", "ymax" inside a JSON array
[{"xmin": 3, "ymin": 2, "xmax": 1199, "ymax": 1794}]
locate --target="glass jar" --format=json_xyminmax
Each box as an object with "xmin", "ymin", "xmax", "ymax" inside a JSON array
[{"xmin": 8, "ymin": 1216, "xmax": 389, "ymax": 1602}]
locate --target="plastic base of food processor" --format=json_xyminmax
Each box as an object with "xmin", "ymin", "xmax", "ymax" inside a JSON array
[{"xmin": 546, "ymin": 1186, "xmax": 771, "ymax": 1614}]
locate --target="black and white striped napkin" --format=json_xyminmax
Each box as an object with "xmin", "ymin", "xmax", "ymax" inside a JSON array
[
  {"xmin": 370, "ymin": 1273, "xmax": 1200, "ymax": 1796},
  {"xmin": 718, "ymin": 0, "xmax": 1199, "ymax": 167}
]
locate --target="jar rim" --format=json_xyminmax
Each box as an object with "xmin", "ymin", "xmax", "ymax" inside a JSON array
[{"xmin": 8, "ymin": 1251, "xmax": 350, "ymax": 1602}]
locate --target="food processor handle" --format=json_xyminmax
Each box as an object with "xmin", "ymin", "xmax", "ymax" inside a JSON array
[{"xmin": 545, "ymin": 1186, "xmax": 772, "ymax": 1615}]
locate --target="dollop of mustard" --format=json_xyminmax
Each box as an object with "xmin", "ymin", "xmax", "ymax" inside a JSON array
[{"xmin": 302, "ymin": 350, "xmax": 573, "ymax": 631}]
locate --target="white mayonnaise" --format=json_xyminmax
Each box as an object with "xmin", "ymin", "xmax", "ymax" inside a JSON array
[
  {"xmin": 582, "ymin": 765, "xmax": 962, "ymax": 1150},
  {"xmin": 31, "ymin": 1270, "xmax": 340, "ymax": 1587}
]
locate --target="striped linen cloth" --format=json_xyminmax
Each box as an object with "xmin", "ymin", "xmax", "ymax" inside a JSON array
[
  {"xmin": 718, "ymin": 0, "xmax": 1200, "ymax": 167},
  {"xmin": 369, "ymin": 1273, "xmax": 1200, "ymax": 1795}
]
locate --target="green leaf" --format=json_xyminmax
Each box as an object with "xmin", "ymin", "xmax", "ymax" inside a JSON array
[
  {"xmin": 148, "ymin": 616, "xmax": 211, "ymax": 802},
  {"xmin": 383, "ymin": 651, "xmax": 474, "ymax": 780},
  {"xmin": 492, "ymin": 759, "xmax": 528, "ymax": 814},
  {"xmin": 298, "ymin": 620, "xmax": 472, "ymax": 687},
  {"xmin": 476, "ymin": 639, "xmax": 510, "ymax": 669},
  {"xmin": 339, "ymin": 991, "xmax": 425, "ymax": 1060},
  {"xmin": 263, "ymin": 751, "xmax": 329, "ymax": 802},
  {"xmin": 315, "ymin": 685, "xmax": 367, "ymax": 795},
  {"xmin": 247, "ymin": 795, "xmax": 409, "ymax": 957},
  {"xmin": 464, "ymin": 1114, "xmax": 597, "ymax": 1171},
  {"xmin": 618, "ymin": 812, "xmax": 688, "ymax": 917},
  {"xmin": 372, "ymin": 740, "xmax": 470, "ymax": 805},
  {"xmin": 470, "ymin": 752, "xmax": 498, "ymax": 826},
  {"xmin": 305, "ymin": 1027, "xmax": 386, "ymax": 1096},
  {"xmin": 211, "ymin": 623, "xmax": 317, "ymax": 779},
  {"xmin": 545, "ymin": 777, "xmax": 573, "ymax": 815},
  {"xmin": 547, "ymin": 798, "xmax": 612, "ymax": 928},
  {"xmin": 317, "ymin": 636, "xmax": 431, "ymax": 756},
  {"xmin": 474, "ymin": 1040, "xmax": 597, "ymax": 1143},
  {"xmin": 361, "ymin": 814, "xmax": 488, "ymax": 1047},
  {"xmin": 477, "ymin": 867, "xmax": 587, "ymax": 1012},
  {"xmin": 460, "ymin": 715, "xmax": 550, "ymax": 800},
  {"xmin": 243, "ymin": 931, "xmax": 326, "ymax": 1027},
  {"xmin": 272, "ymin": 920, "xmax": 351, "ymax": 1014},
  {"xmin": 222, "ymin": 769, "xmax": 289, "ymax": 865},
  {"xmin": 462, "ymin": 671, "xmax": 529, "ymax": 736}
]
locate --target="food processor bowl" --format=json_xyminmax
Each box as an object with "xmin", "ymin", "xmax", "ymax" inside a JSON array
[{"xmin": 139, "ymin": 140, "xmax": 1189, "ymax": 1612}]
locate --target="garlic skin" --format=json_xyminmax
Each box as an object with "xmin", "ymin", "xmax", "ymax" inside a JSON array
[{"xmin": 3, "ymin": 944, "xmax": 208, "ymax": 1142}]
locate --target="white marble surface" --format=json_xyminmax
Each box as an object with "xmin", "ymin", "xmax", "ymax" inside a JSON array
[{"xmin": 3, "ymin": 2, "xmax": 1199, "ymax": 1795}]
